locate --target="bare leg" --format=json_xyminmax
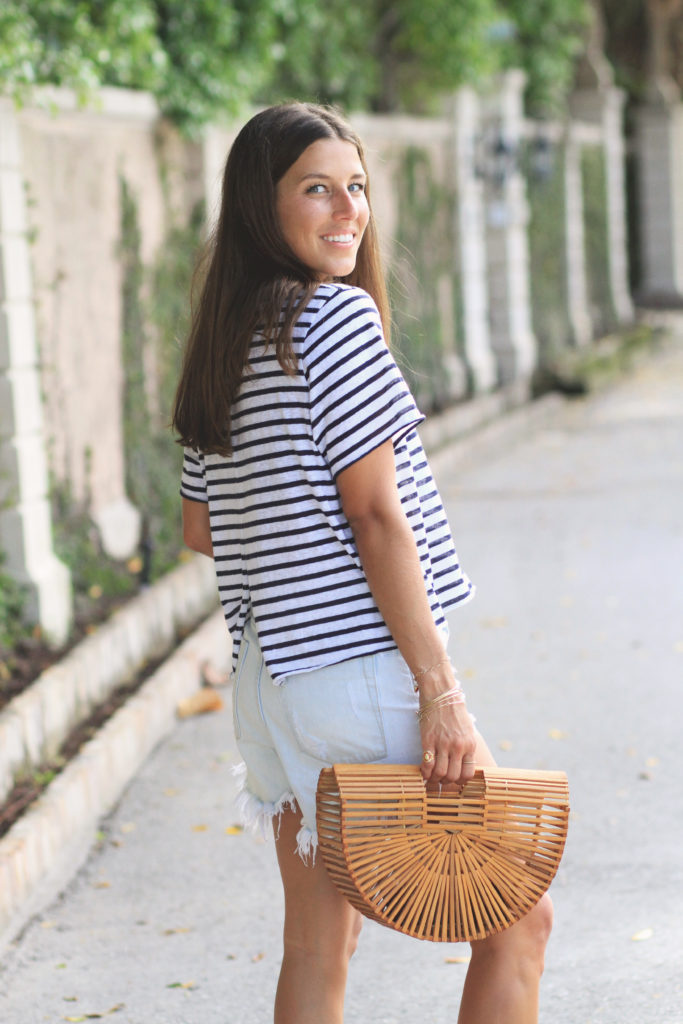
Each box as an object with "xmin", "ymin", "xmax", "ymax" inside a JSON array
[
  {"xmin": 273, "ymin": 805, "xmax": 362, "ymax": 1024},
  {"xmin": 457, "ymin": 732, "xmax": 554, "ymax": 1024}
]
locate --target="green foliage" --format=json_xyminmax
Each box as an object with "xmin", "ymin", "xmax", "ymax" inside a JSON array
[
  {"xmin": 0, "ymin": 0, "xmax": 593, "ymax": 126},
  {"xmin": 581, "ymin": 145, "xmax": 617, "ymax": 336},
  {"xmin": 524, "ymin": 141, "xmax": 572, "ymax": 357},
  {"xmin": 497, "ymin": 0, "xmax": 590, "ymax": 114},
  {"xmin": 263, "ymin": 0, "xmax": 377, "ymax": 109},
  {"xmin": 369, "ymin": 0, "xmax": 501, "ymax": 112},
  {"xmin": 0, "ymin": 0, "xmax": 165, "ymax": 102},
  {"xmin": 390, "ymin": 146, "xmax": 462, "ymax": 410},
  {"xmin": 51, "ymin": 484, "xmax": 138, "ymax": 623},
  {"xmin": 153, "ymin": 0, "xmax": 275, "ymax": 130},
  {"xmin": 0, "ymin": 559, "xmax": 30, "ymax": 652},
  {"xmin": 119, "ymin": 176, "xmax": 202, "ymax": 580}
]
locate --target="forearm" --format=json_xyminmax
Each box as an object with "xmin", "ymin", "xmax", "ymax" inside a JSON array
[{"xmin": 349, "ymin": 507, "xmax": 453, "ymax": 691}]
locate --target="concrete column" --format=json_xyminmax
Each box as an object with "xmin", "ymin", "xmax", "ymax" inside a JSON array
[
  {"xmin": 483, "ymin": 71, "xmax": 537, "ymax": 386},
  {"xmin": 571, "ymin": 87, "xmax": 634, "ymax": 321},
  {"xmin": 450, "ymin": 88, "xmax": 496, "ymax": 394},
  {"xmin": 564, "ymin": 131, "xmax": 593, "ymax": 346},
  {"xmin": 0, "ymin": 100, "xmax": 72, "ymax": 644},
  {"xmin": 635, "ymin": 101, "xmax": 683, "ymax": 302}
]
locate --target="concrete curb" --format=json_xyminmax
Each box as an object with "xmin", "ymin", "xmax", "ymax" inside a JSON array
[
  {"xmin": 0, "ymin": 387, "xmax": 568, "ymax": 955},
  {"xmin": 0, "ymin": 610, "xmax": 230, "ymax": 952},
  {"xmin": 0, "ymin": 555, "xmax": 218, "ymax": 804}
]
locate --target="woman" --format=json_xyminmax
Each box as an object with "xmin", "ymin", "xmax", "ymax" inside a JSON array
[{"xmin": 173, "ymin": 102, "xmax": 552, "ymax": 1024}]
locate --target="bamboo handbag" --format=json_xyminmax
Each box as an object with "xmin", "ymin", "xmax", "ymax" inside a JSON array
[{"xmin": 316, "ymin": 763, "xmax": 569, "ymax": 943}]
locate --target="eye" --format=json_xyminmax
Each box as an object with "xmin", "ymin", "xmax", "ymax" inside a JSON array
[
  {"xmin": 305, "ymin": 183, "xmax": 327, "ymax": 194},
  {"xmin": 349, "ymin": 182, "xmax": 366, "ymax": 193}
]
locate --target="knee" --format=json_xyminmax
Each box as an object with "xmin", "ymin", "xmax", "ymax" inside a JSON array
[
  {"xmin": 513, "ymin": 893, "xmax": 554, "ymax": 976},
  {"xmin": 347, "ymin": 911, "xmax": 363, "ymax": 960},
  {"xmin": 471, "ymin": 892, "xmax": 554, "ymax": 978}
]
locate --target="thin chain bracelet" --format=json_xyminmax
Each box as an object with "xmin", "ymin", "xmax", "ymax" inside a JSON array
[{"xmin": 412, "ymin": 656, "xmax": 453, "ymax": 692}]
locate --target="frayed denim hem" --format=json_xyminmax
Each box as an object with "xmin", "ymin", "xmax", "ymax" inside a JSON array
[{"xmin": 231, "ymin": 762, "xmax": 317, "ymax": 862}]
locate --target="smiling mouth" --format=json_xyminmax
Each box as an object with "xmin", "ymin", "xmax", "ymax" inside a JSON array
[{"xmin": 322, "ymin": 233, "xmax": 355, "ymax": 243}]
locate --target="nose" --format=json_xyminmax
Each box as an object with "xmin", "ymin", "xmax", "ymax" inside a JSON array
[{"xmin": 333, "ymin": 188, "xmax": 356, "ymax": 220}]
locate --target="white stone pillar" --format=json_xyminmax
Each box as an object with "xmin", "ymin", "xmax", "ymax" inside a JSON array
[
  {"xmin": 0, "ymin": 100, "xmax": 72, "ymax": 644},
  {"xmin": 571, "ymin": 87, "xmax": 634, "ymax": 321},
  {"xmin": 563, "ymin": 130, "xmax": 593, "ymax": 346},
  {"xmin": 635, "ymin": 100, "xmax": 683, "ymax": 301},
  {"xmin": 483, "ymin": 71, "xmax": 537, "ymax": 386},
  {"xmin": 450, "ymin": 88, "xmax": 496, "ymax": 394}
]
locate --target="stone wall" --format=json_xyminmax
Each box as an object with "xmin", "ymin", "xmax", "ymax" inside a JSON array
[{"xmin": 0, "ymin": 80, "xmax": 634, "ymax": 640}]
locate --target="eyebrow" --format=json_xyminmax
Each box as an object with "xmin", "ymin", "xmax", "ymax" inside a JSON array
[{"xmin": 299, "ymin": 171, "xmax": 366, "ymax": 181}]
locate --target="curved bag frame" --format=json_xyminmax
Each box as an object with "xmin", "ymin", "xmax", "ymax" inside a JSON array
[{"xmin": 316, "ymin": 764, "xmax": 569, "ymax": 942}]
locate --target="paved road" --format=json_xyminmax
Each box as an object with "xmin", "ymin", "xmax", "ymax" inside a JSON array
[{"xmin": 2, "ymin": 338, "xmax": 682, "ymax": 1024}]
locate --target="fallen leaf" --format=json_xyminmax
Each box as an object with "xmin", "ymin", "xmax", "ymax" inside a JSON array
[
  {"xmin": 444, "ymin": 956, "xmax": 471, "ymax": 964},
  {"xmin": 164, "ymin": 788, "xmax": 179, "ymax": 797},
  {"xmin": 88, "ymin": 584, "xmax": 103, "ymax": 600},
  {"xmin": 94, "ymin": 881, "xmax": 111, "ymax": 889},
  {"xmin": 56, "ymin": 963, "xmax": 67, "ymax": 969},
  {"xmin": 120, "ymin": 822, "xmax": 136, "ymax": 834},
  {"xmin": 63, "ymin": 998, "xmax": 78, "ymax": 1003},
  {"xmin": 163, "ymin": 927, "xmax": 192, "ymax": 936},
  {"xmin": 177, "ymin": 688, "xmax": 224, "ymax": 718},
  {"xmin": 166, "ymin": 981, "xmax": 196, "ymax": 990},
  {"xmin": 41, "ymin": 920, "xmax": 58, "ymax": 929},
  {"xmin": 251, "ymin": 952, "xmax": 265, "ymax": 962},
  {"xmin": 225, "ymin": 825, "xmax": 243, "ymax": 836},
  {"xmin": 126, "ymin": 556, "xmax": 143, "ymax": 574},
  {"xmin": 481, "ymin": 616, "xmax": 508, "ymax": 629},
  {"xmin": 548, "ymin": 728, "xmax": 568, "ymax": 741},
  {"xmin": 631, "ymin": 928, "xmax": 653, "ymax": 942},
  {"xmin": 192, "ymin": 824, "xmax": 208, "ymax": 833},
  {"xmin": 226, "ymin": 954, "xmax": 237, "ymax": 960},
  {"xmin": 645, "ymin": 757, "xmax": 659, "ymax": 768},
  {"xmin": 638, "ymin": 771, "xmax": 652, "ymax": 781},
  {"xmin": 498, "ymin": 739, "xmax": 513, "ymax": 752}
]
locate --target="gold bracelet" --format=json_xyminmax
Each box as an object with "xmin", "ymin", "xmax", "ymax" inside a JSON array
[{"xmin": 417, "ymin": 685, "xmax": 466, "ymax": 723}]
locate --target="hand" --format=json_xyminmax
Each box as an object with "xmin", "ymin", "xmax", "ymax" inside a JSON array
[{"xmin": 419, "ymin": 685, "xmax": 477, "ymax": 786}]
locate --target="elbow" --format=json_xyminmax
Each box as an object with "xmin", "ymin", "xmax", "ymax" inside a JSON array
[{"xmin": 183, "ymin": 524, "xmax": 213, "ymax": 557}]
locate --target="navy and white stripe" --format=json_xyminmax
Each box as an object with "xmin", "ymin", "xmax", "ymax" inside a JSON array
[{"xmin": 181, "ymin": 282, "xmax": 474, "ymax": 681}]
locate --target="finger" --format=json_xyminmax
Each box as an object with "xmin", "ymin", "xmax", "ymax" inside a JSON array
[
  {"xmin": 420, "ymin": 748, "xmax": 436, "ymax": 781},
  {"xmin": 459, "ymin": 755, "xmax": 477, "ymax": 784},
  {"xmin": 430, "ymin": 749, "xmax": 450, "ymax": 783}
]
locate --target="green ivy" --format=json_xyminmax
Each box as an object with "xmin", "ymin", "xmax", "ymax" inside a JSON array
[
  {"xmin": 525, "ymin": 139, "xmax": 572, "ymax": 359},
  {"xmin": 581, "ymin": 144, "xmax": 617, "ymax": 336},
  {"xmin": 119, "ymin": 176, "xmax": 202, "ymax": 582},
  {"xmin": 390, "ymin": 145, "xmax": 464, "ymax": 411},
  {"xmin": 0, "ymin": 559, "xmax": 30, "ymax": 653}
]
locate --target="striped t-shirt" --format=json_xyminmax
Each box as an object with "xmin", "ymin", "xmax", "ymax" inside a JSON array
[{"xmin": 180, "ymin": 282, "xmax": 473, "ymax": 681}]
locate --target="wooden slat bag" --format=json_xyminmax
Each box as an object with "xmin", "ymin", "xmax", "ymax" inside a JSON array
[{"xmin": 316, "ymin": 764, "xmax": 569, "ymax": 942}]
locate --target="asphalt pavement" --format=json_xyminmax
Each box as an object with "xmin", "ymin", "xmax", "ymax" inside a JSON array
[{"xmin": 1, "ymin": 336, "xmax": 682, "ymax": 1024}]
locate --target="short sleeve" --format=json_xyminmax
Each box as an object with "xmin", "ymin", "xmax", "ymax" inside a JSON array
[
  {"xmin": 180, "ymin": 447, "xmax": 208, "ymax": 503},
  {"xmin": 302, "ymin": 286, "xmax": 424, "ymax": 479}
]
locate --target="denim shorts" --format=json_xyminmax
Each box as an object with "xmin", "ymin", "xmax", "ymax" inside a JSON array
[{"xmin": 231, "ymin": 617, "xmax": 428, "ymax": 861}]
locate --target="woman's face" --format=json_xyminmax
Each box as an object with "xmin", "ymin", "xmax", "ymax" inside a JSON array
[{"xmin": 275, "ymin": 137, "xmax": 369, "ymax": 281}]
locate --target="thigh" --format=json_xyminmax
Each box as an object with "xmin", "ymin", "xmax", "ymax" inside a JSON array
[{"xmin": 274, "ymin": 805, "xmax": 362, "ymax": 955}]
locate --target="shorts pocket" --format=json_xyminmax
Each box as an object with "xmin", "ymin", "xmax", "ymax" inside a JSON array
[
  {"xmin": 283, "ymin": 657, "xmax": 387, "ymax": 764},
  {"xmin": 231, "ymin": 638, "xmax": 250, "ymax": 741}
]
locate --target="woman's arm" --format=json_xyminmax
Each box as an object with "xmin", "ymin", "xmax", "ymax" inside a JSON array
[
  {"xmin": 336, "ymin": 439, "xmax": 476, "ymax": 786},
  {"xmin": 182, "ymin": 497, "xmax": 213, "ymax": 557}
]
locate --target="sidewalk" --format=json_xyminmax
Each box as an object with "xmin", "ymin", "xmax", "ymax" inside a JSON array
[{"xmin": 1, "ymin": 337, "xmax": 682, "ymax": 1024}]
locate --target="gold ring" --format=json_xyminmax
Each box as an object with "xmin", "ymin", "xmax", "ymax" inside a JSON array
[
  {"xmin": 422, "ymin": 750, "xmax": 435, "ymax": 763},
  {"xmin": 463, "ymin": 759, "xmax": 475, "ymax": 764}
]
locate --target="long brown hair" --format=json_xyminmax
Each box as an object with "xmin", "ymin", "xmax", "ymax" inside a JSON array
[{"xmin": 172, "ymin": 102, "xmax": 390, "ymax": 456}]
